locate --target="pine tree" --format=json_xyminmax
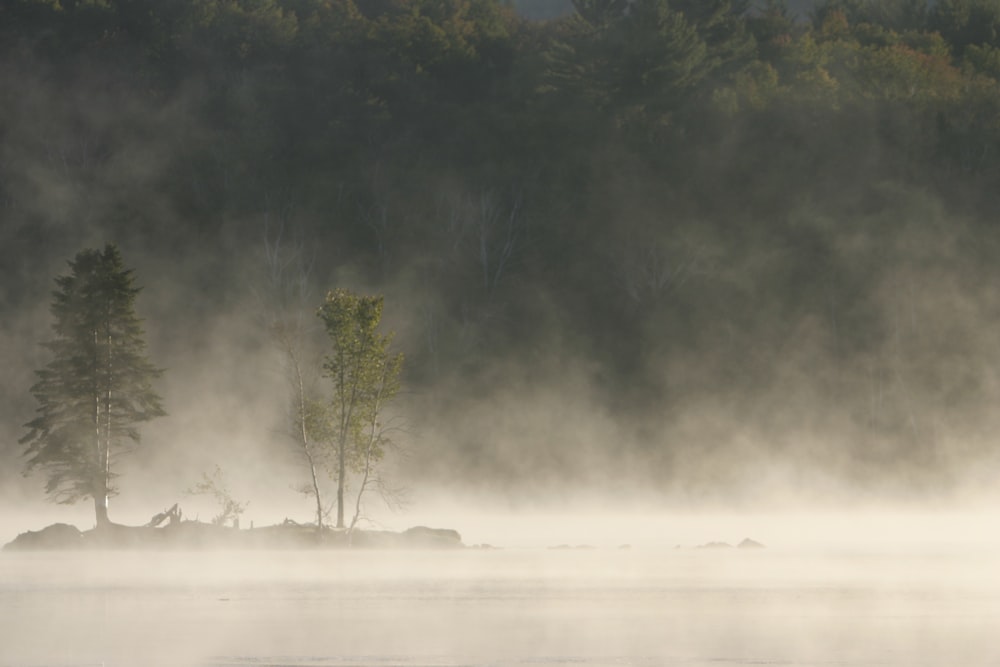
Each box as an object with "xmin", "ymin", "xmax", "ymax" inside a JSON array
[{"xmin": 20, "ymin": 244, "xmax": 165, "ymax": 528}]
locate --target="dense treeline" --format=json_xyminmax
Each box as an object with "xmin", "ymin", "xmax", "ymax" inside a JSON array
[{"xmin": 4, "ymin": 0, "xmax": 1000, "ymax": 494}]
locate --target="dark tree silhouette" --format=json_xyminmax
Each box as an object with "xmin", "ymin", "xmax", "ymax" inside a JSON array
[{"xmin": 21, "ymin": 244, "xmax": 165, "ymax": 528}]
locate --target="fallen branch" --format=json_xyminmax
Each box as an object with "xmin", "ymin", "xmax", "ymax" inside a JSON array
[{"xmin": 146, "ymin": 503, "xmax": 182, "ymax": 528}]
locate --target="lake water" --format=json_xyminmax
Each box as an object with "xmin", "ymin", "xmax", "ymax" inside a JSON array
[{"xmin": 1, "ymin": 547, "xmax": 999, "ymax": 666}]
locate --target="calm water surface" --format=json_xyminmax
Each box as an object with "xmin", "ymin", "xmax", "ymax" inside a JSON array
[{"xmin": 1, "ymin": 547, "xmax": 998, "ymax": 666}]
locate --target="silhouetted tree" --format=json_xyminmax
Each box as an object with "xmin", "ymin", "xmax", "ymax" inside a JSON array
[{"xmin": 21, "ymin": 244, "xmax": 165, "ymax": 528}]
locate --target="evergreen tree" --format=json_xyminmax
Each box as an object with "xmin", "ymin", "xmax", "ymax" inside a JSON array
[
  {"xmin": 20, "ymin": 244, "xmax": 165, "ymax": 528},
  {"xmin": 551, "ymin": 0, "xmax": 711, "ymax": 113}
]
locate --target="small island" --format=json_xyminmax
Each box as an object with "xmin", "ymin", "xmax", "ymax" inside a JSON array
[
  {"xmin": 4, "ymin": 518, "xmax": 464, "ymax": 551},
  {"xmin": 13, "ymin": 248, "xmax": 442, "ymax": 552}
]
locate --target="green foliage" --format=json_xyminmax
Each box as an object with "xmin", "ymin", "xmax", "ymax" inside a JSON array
[
  {"xmin": 20, "ymin": 244, "xmax": 165, "ymax": 523},
  {"xmin": 856, "ymin": 43, "xmax": 962, "ymax": 103},
  {"xmin": 747, "ymin": 0, "xmax": 796, "ymax": 65},
  {"xmin": 813, "ymin": 0, "xmax": 928, "ymax": 33},
  {"xmin": 9, "ymin": 0, "xmax": 1000, "ymax": 488},
  {"xmin": 930, "ymin": 0, "xmax": 1000, "ymax": 55},
  {"xmin": 549, "ymin": 0, "xmax": 710, "ymax": 117},
  {"xmin": 512, "ymin": 0, "xmax": 571, "ymax": 20},
  {"xmin": 316, "ymin": 288, "xmax": 403, "ymax": 528},
  {"xmin": 965, "ymin": 42, "xmax": 1000, "ymax": 78}
]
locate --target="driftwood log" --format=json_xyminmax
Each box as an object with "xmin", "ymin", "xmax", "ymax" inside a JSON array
[{"xmin": 146, "ymin": 503, "xmax": 183, "ymax": 528}]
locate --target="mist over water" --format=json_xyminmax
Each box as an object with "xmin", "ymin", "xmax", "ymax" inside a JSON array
[
  {"xmin": 5, "ymin": 1, "xmax": 1000, "ymax": 665},
  {"xmin": 4, "ymin": 543, "xmax": 1000, "ymax": 667}
]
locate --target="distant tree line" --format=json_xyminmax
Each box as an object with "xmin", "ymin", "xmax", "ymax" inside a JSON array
[{"xmin": 5, "ymin": 0, "xmax": 1000, "ymax": 492}]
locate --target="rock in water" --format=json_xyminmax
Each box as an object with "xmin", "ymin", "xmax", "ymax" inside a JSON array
[
  {"xmin": 401, "ymin": 526, "xmax": 463, "ymax": 548},
  {"xmin": 737, "ymin": 538, "xmax": 766, "ymax": 549},
  {"xmin": 3, "ymin": 523, "xmax": 83, "ymax": 551}
]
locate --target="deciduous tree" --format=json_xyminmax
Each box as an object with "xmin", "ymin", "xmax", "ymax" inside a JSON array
[
  {"xmin": 260, "ymin": 214, "xmax": 330, "ymax": 532},
  {"xmin": 317, "ymin": 288, "xmax": 404, "ymax": 530}
]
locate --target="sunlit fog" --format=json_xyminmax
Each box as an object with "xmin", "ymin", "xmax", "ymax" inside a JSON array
[{"xmin": 3, "ymin": 0, "xmax": 1000, "ymax": 665}]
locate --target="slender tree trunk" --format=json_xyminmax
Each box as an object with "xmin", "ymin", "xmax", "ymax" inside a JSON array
[
  {"xmin": 91, "ymin": 329, "xmax": 110, "ymax": 528},
  {"xmin": 104, "ymin": 327, "xmax": 113, "ymax": 527},
  {"xmin": 348, "ymin": 359, "xmax": 391, "ymax": 536},
  {"xmin": 336, "ymin": 440, "xmax": 345, "ymax": 529},
  {"xmin": 94, "ymin": 399, "xmax": 104, "ymax": 527},
  {"xmin": 94, "ymin": 494, "xmax": 109, "ymax": 528},
  {"xmin": 335, "ymin": 331, "xmax": 371, "ymax": 529},
  {"xmin": 95, "ymin": 323, "xmax": 113, "ymax": 528},
  {"xmin": 290, "ymin": 348, "xmax": 324, "ymax": 532},
  {"xmin": 348, "ymin": 406, "xmax": 380, "ymax": 535},
  {"xmin": 335, "ymin": 348, "xmax": 348, "ymax": 530},
  {"xmin": 306, "ymin": 450, "xmax": 323, "ymax": 531},
  {"xmin": 94, "ymin": 328, "xmax": 104, "ymax": 528}
]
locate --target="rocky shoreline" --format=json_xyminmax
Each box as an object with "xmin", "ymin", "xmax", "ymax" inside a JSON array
[{"xmin": 3, "ymin": 521, "xmax": 464, "ymax": 551}]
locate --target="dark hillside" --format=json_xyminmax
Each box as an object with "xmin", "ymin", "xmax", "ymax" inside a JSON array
[{"xmin": 3, "ymin": 0, "xmax": 1000, "ymax": 506}]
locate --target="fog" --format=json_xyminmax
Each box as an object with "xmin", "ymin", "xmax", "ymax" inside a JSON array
[
  {"xmin": 4, "ymin": 3, "xmax": 1000, "ymax": 664},
  {"xmin": 4, "ymin": 545, "xmax": 1000, "ymax": 666},
  {"xmin": 3, "ymin": 14, "xmax": 1000, "ymax": 535},
  {"xmin": 5, "ymin": 169, "xmax": 1000, "ymax": 549}
]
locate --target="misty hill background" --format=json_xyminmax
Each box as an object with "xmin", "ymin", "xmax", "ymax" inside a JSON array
[{"xmin": 3, "ymin": 0, "xmax": 1000, "ymax": 518}]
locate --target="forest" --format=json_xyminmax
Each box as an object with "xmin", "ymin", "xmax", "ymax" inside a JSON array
[{"xmin": 3, "ymin": 0, "xmax": 1000, "ymax": 512}]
